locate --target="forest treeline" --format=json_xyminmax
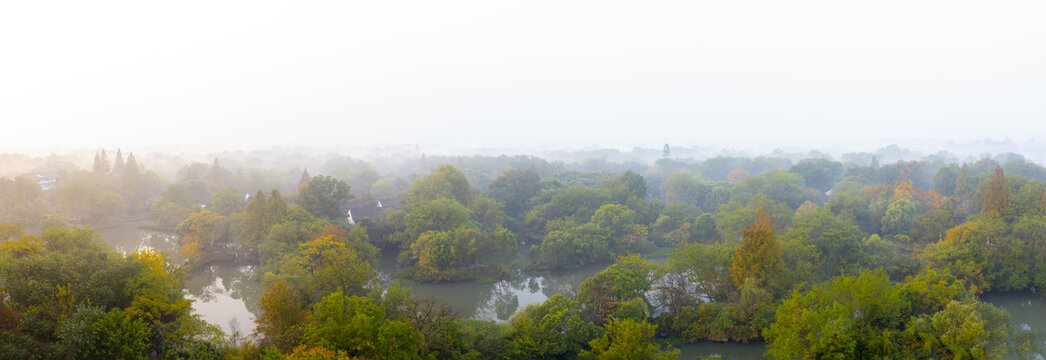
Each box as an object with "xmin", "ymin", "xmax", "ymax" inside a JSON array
[{"xmin": 2, "ymin": 147, "xmax": 1046, "ymax": 359}]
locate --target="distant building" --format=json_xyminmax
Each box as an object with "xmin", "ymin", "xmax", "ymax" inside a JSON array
[
  {"xmin": 340, "ymin": 198, "xmax": 402, "ymax": 225},
  {"xmin": 18, "ymin": 172, "xmax": 60, "ymax": 191}
]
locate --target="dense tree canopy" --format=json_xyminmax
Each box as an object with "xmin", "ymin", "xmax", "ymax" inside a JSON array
[
  {"xmin": 6, "ymin": 149, "xmax": 1046, "ymax": 359},
  {"xmin": 297, "ymin": 175, "xmax": 353, "ymax": 220}
]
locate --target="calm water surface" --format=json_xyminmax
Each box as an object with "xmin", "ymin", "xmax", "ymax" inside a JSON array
[
  {"xmin": 982, "ymin": 291, "xmax": 1046, "ymax": 360},
  {"xmin": 95, "ymin": 222, "xmax": 259, "ymax": 334},
  {"xmin": 92, "ymin": 222, "xmax": 1046, "ymax": 359}
]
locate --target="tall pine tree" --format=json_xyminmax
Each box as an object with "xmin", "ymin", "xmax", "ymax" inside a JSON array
[
  {"xmin": 207, "ymin": 158, "xmax": 222, "ymax": 189},
  {"xmin": 265, "ymin": 190, "xmax": 287, "ymax": 227},
  {"xmin": 981, "ymin": 166, "xmax": 1009, "ymax": 215},
  {"xmin": 241, "ymin": 190, "xmax": 268, "ymax": 247},
  {"xmin": 92, "ymin": 149, "xmax": 111, "ymax": 174},
  {"xmin": 111, "ymin": 148, "xmax": 125, "ymax": 177},
  {"xmin": 296, "ymin": 169, "xmax": 311, "ymax": 197},
  {"xmin": 121, "ymin": 153, "xmax": 141, "ymax": 211}
]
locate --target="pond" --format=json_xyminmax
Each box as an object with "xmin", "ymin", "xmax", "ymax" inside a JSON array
[
  {"xmin": 982, "ymin": 291, "xmax": 1046, "ymax": 360},
  {"xmin": 379, "ymin": 250, "xmax": 607, "ymax": 322},
  {"xmin": 90, "ymin": 222, "xmax": 1046, "ymax": 358},
  {"xmin": 95, "ymin": 221, "xmax": 260, "ymax": 335}
]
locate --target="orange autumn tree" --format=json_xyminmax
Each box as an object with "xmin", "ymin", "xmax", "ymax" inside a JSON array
[
  {"xmin": 981, "ymin": 166, "xmax": 1009, "ymax": 215},
  {"xmin": 730, "ymin": 207, "xmax": 784, "ymax": 290}
]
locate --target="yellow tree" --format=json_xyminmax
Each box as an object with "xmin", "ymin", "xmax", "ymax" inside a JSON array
[
  {"xmin": 175, "ymin": 209, "xmax": 224, "ymax": 262},
  {"xmin": 256, "ymin": 279, "xmax": 307, "ymax": 352},
  {"xmin": 730, "ymin": 207, "xmax": 784, "ymax": 290},
  {"xmin": 981, "ymin": 166, "xmax": 1008, "ymax": 215}
]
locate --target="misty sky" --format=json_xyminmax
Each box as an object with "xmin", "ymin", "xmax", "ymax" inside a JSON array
[{"xmin": 2, "ymin": 1, "xmax": 1044, "ymax": 152}]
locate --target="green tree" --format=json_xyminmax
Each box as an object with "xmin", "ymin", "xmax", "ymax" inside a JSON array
[
  {"xmin": 59, "ymin": 306, "xmax": 150, "ymax": 360},
  {"xmin": 259, "ymin": 206, "xmax": 328, "ymax": 265},
  {"xmin": 591, "ymin": 204, "xmax": 638, "ymax": 240},
  {"xmin": 781, "ymin": 206, "xmax": 865, "ymax": 278},
  {"xmin": 255, "ymin": 279, "xmax": 307, "ymax": 352},
  {"xmin": 662, "ymin": 173, "xmax": 707, "ymax": 206},
  {"xmin": 404, "ymin": 198, "xmax": 472, "ymax": 239},
  {"xmin": 730, "ymin": 171, "xmax": 805, "ymax": 208},
  {"xmin": 298, "ymin": 176, "xmax": 353, "ymax": 220},
  {"xmin": 899, "ymin": 301, "xmax": 1009, "ymax": 360},
  {"xmin": 934, "ymin": 163, "xmax": 959, "ymax": 196},
  {"xmin": 581, "ymin": 318, "xmax": 679, "ymax": 360},
  {"xmin": 206, "ymin": 158, "xmax": 223, "ymax": 190},
  {"xmin": 764, "ymin": 271, "xmax": 908, "ymax": 359},
  {"xmin": 912, "ymin": 208, "xmax": 956, "ymax": 244},
  {"xmin": 175, "ymin": 209, "xmax": 225, "ymax": 261},
  {"xmin": 206, "ymin": 187, "xmax": 243, "ymax": 216},
  {"xmin": 540, "ymin": 223, "xmax": 614, "ymax": 268},
  {"xmin": 121, "ymin": 152, "xmax": 141, "ymax": 208},
  {"xmin": 111, "ymin": 148, "xmax": 125, "ymax": 177},
  {"xmin": 488, "ymin": 168, "xmax": 541, "ymax": 218},
  {"xmin": 405, "ymin": 164, "xmax": 473, "ymax": 210},
  {"xmin": 123, "ymin": 249, "xmax": 193, "ymax": 327},
  {"xmin": 862, "ymin": 234, "xmax": 906, "ymax": 278},
  {"xmin": 508, "ymin": 294, "xmax": 603, "ymax": 360},
  {"xmin": 826, "ymin": 192, "xmax": 877, "ymax": 235},
  {"xmin": 668, "ymin": 242, "xmax": 735, "ymax": 302},
  {"xmin": 881, "ymin": 198, "xmax": 918, "ymax": 237},
  {"xmin": 790, "ymin": 158, "xmax": 844, "ymax": 193},
  {"xmin": 303, "ymin": 291, "xmax": 424, "ymax": 360},
  {"xmin": 277, "ymin": 235, "xmax": 374, "ymax": 302},
  {"xmin": 715, "ymin": 194, "xmax": 793, "ymax": 242},
  {"xmin": 920, "ymin": 214, "xmax": 1008, "ymax": 293},
  {"xmin": 689, "ymin": 213, "xmax": 716, "ymax": 243},
  {"xmin": 266, "ymin": 190, "xmax": 289, "ymax": 229},
  {"xmin": 601, "ymin": 170, "xmax": 647, "ymax": 202},
  {"xmin": 241, "ymin": 190, "xmax": 269, "ymax": 247},
  {"xmin": 297, "ymin": 168, "xmax": 312, "ymax": 195},
  {"xmin": 149, "ymin": 183, "xmax": 196, "ymax": 230},
  {"xmin": 93, "ymin": 150, "xmax": 111, "ymax": 174},
  {"xmin": 39, "ymin": 214, "xmax": 67, "ymax": 232},
  {"xmin": 578, "ymin": 254, "xmax": 656, "ymax": 323}
]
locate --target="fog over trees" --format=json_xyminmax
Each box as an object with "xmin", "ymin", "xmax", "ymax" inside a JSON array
[
  {"xmin": 3, "ymin": 1, "xmax": 1045, "ymax": 358},
  {"xmin": 3, "ymin": 143, "xmax": 1046, "ymax": 359}
]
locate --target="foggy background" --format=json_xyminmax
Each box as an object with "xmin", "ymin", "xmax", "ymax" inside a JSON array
[{"xmin": 1, "ymin": 1, "xmax": 1044, "ymax": 156}]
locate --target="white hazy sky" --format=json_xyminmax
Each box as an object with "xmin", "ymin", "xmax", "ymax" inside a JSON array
[{"xmin": 2, "ymin": 1, "xmax": 1044, "ymax": 152}]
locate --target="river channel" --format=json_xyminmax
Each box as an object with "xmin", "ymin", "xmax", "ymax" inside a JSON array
[{"xmin": 90, "ymin": 221, "xmax": 1044, "ymax": 359}]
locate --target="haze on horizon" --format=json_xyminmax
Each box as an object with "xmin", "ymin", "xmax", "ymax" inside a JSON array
[{"xmin": 2, "ymin": 1, "xmax": 1044, "ymax": 152}]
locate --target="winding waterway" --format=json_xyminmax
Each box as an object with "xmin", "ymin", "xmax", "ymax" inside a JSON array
[{"xmin": 91, "ymin": 221, "xmax": 1045, "ymax": 359}]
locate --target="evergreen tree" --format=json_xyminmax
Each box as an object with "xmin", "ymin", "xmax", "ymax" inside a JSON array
[
  {"xmin": 955, "ymin": 163, "xmax": 975, "ymax": 198},
  {"xmin": 1040, "ymin": 190, "xmax": 1046, "ymax": 213},
  {"xmin": 297, "ymin": 168, "xmax": 311, "ymax": 196},
  {"xmin": 92, "ymin": 149, "xmax": 111, "ymax": 174},
  {"xmin": 111, "ymin": 148, "xmax": 125, "ymax": 177},
  {"xmin": 982, "ymin": 166, "xmax": 1009, "ymax": 215},
  {"xmin": 241, "ymin": 190, "xmax": 268, "ymax": 246},
  {"xmin": 121, "ymin": 153, "xmax": 141, "ymax": 211},
  {"xmin": 207, "ymin": 158, "xmax": 222, "ymax": 188},
  {"xmin": 266, "ymin": 190, "xmax": 288, "ymax": 227}
]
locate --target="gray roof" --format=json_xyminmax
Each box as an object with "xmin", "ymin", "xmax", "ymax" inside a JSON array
[{"xmin": 339, "ymin": 198, "xmax": 402, "ymax": 220}]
